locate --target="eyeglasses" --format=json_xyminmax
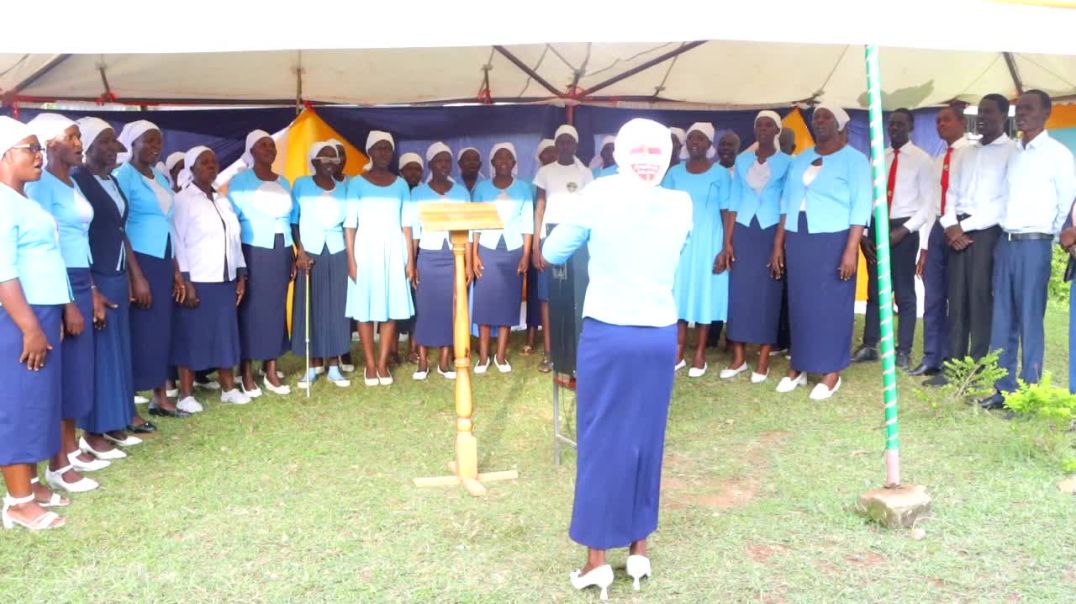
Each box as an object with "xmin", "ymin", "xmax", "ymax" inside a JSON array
[{"xmin": 9, "ymin": 143, "xmax": 44, "ymax": 154}]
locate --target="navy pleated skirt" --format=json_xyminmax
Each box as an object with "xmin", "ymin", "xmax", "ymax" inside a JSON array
[
  {"xmin": 171, "ymin": 281, "xmax": 241, "ymax": 371},
  {"xmin": 291, "ymin": 248, "xmax": 350, "ymax": 359},
  {"xmin": 415, "ymin": 242, "xmax": 455, "ymax": 348},
  {"xmin": 239, "ymin": 235, "xmax": 292, "ymax": 361},
  {"xmin": 130, "ymin": 248, "xmax": 174, "ymax": 391},
  {"xmin": 473, "ymin": 239, "xmax": 524, "ymax": 327},
  {"xmin": 81, "ymin": 271, "xmax": 134, "ymax": 434},
  {"xmin": 0, "ymin": 305, "xmax": 63, "ymax": 465},
  {"xmin": 727, "ymin": 219, "xmax": 783, "ymax": 345},
  {"xmin": 61, "ymin": 268, "xmax": 95, "ymax": 420},
  {"xmin": 525, "ymin": 265, "xmax": 541, "ymax": 327},
  {"xmin": 785, "ymin": 213, "xmax": 855, "ymax": 374},
  {"xmin": 570, "ymin": 318, "xmax": 677, "ymax": 550}
]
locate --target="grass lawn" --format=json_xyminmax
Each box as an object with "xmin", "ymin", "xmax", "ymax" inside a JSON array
[{"xmin": 1, "ymin": 308, "xmax": 1073, "ymax": 603}]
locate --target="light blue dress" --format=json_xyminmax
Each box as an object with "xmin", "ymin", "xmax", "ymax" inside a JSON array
[
  {"xmin": 344, "ymin": 175, "xmax": 415, "ymax": 322},
  {"xmin": 663, "ymin": 162, "xmax": 731, "ymax": 323}
]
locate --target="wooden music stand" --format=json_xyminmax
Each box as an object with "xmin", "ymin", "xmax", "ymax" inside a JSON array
[{"xmin": 412, "ymin": 202, "xmax": 519, "ymax": 496}]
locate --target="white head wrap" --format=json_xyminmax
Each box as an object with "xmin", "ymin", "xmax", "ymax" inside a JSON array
[
  {"xmin": 363, "ymin": 130, "xmax": 394, "ymax": 171},
  {"xmin": 612, "ymin": 118, "xmax": 672, "ymax": 189},
  {"xmin": 669, "ymin": 127, "xmax": 686, "ymax": 146},
  {"xmin": 0, "ymin": 116, "xmax": 35, "ymax": 157},
  {"xmin": 27, "ymin": 113, "xmax": 76, "ymax": 169},
  {"xmin": 457, "ymin": 146, "xmax": 480, "ymax": 162},
  {"xmin": 76, "ymin": 117, "xmax": 118, "ymax": 152},
  {"xmin": 554, "ymin": 124, "xmax": 579, "ymax": 143},
  {"xmin": 682, "ymin": 122, "xmax": 717, "ymax": 160},
  {"xmin": 177, "ymin": 145, "xmax": 213, "ymax": 189},
  {"xmin": 815, "ymin": 104, "xmax": 851, "ymax": 132},
  {"xmin": 159, "ymin": 151, "xmax": 185, "ymax": 187},
  {"xmin": 307, "ymin": 141, "xmax": 338, "ymax": 175},
  {"xmin": 535, "ymin": 138, "xmax": 555, "ymax": 162},
  {"xmin": 116, "ymin": 120, "xmax": 160, "ymax": 164},
  {"xmin": 240, "ymin": 129, "xmax": 272, "ymax": 169},
  {"xmin": 326, "ymin": 138, "xmax": 344, "ymax": 149},
  {"xmin": 754, "ymin": 110, "xmax": 783, "ymax": 150},
  {"xmin": 488, "ymin": 142, "xmax": 518, "ymax": 178},
  {"xmin": 425, "ymin": 141, "xmax": 452, "ymax": 163},
  {"xmin": 399, "ymin": 152, "xmax": 423, "ymax": 170},
  {"xmin": 590, "ymin": 135, "xmax": 616, "ymax": 169}
]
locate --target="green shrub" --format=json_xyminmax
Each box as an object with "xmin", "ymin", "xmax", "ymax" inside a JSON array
[
  {"xmin": 1003, "ymin": 373, "xmax": 1076, "ymax": 473},
  {"xmin": 1048, "ymin": 247, "xmax": 1071, "ymax": 306},
  {"xmin": 937, "ymin": 351, "xmax": 1008, "ymax": 408}
]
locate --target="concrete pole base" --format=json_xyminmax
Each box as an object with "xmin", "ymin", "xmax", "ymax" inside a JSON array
[{"xmin": 858, "ymin": 484, "xmax": 932, "ymax": 529}]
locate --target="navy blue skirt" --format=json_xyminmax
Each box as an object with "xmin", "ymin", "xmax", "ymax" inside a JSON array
[
  {"xmin": 473, "ymin": 239, "xmax": 524, "ymax": 327},
  {"xmin": 171, "ymin": 281, "xmax": 241, "ymax": 371},
  {"xmin": 239, "ymin": 235, "xmax": 292, "ymax": 361},
  {"xmin": 0, "ymin": 305, "xmax": 63, "ymax": 465},
  {"xmin": 130, "ymin": 248, "xmax": 174, "ymax": 390},
  {"xmin": 525, "ymin": 266, "xmax": 541, "ymax": 327},
  {"xmin": 570, "ymin": 319, "xmax": 677, "ymax": 550},
  {"xmin": 785, "ymin": 213, "xmax": 855, "ymax": 374},
  {"xmin": 81, "ymin": 272, "xmax": 134, "ymax": 434},
  {"xmin": 415, "ymin": 242, "xmax": 455, "ymax": 348},
  {"xmin": 61, "ymin": 269, "xmax": 95, "ymax": 420},
  {"xmin": 291, "ymin": 248, "xmax": 350, "ymax": 359},
  {"xmin": 727, "ymin": 219, "xmax": 782, "ymax": 345}
]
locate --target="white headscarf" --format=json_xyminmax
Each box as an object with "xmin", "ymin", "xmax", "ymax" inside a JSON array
[
  {"xmin": 399, "ymin": 152, "xmax": 423, "ymax": 171},
  {"xmin": 240, "ymin": 129, "xmax": 272, "ymax": 169},
  {"xmin": 0, "ymin": 116, "xmax": 34, "ymax": 156},
  {"xmin": 307, "ymin": 141, "xmax": 337, "ymax": 175},
  {"xmin": 535, "ymin": 138, "xmax": 555, "ymax": 162},
  {"xmin": 159, "ymin": 151, "xmax": 186, "ymax": 187},
  {"xmin": 554, "ymin": 124, "xmax": 579, "ymax": 143},
  {"xmin": 456, "ymin": 146, "xmax": 486, "ymax": 180},
  {"xmin": 27, "ymin": 113, "xmax": 76, "ymax": 168},
  {"xmin": 363, "ymin": 130, "xmax": 394, "ymax": 171},
  {"xmin": 488, "ymin": 142, "xmax": 518, "ymax": 178},
  {"xmin": 669, "ymin": 127, "xmax": 686, "ymax": 147},
  {"xmin": 424, "ymin": 142, "xmax": 455, "ymax": 183},
  {"xmin": 116, "ymin": 120, "xmax": 160, "ymax": 164},
  {"xmin": 177, "ymin": 145, "xmax": 213, "ymax": 190},
  {"xmin": 589, "ymin": 135, "xmax": 616, "ymax": 170},
  {"xmin": 613, "ymin": 118, "xmax": 672, "ymax": 189},
  {"xmin": 76, "ymin": 117, "xmax": 119, "ymax": 152},
  {"xmin": 682, "ymin": 122, "xmax": 717, "ymax": 160},
  {"xmin": 753, "ymin": 110, "xmax": 784, "ymax": 151},
  {"xmin": 815, "ymin": 103, "xmax": 851, "ymax": 132}
]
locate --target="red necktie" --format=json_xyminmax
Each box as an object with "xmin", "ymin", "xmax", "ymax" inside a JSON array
[
  {"xmin": 939, "ymin": 146, "xmax": 953, "ymax": 214},
  {"xmin": 886, "ymin": 147, "xmax": 900, "ymax": 211}
]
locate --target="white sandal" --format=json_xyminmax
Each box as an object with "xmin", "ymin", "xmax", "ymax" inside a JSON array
[
  {"xmin": 45, "ymin": 465, "xmax": 99, "ymax": 493},
  {"xmin": 2, "ymin": 492, "xmax": 64, "ymax": 531},
  {"xmin": 28, "ymin": 478, "xmax": 70, "ymax": 508}
]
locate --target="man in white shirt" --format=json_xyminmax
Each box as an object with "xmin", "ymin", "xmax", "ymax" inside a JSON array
[
  {"xmin": 935, "ymin": 95, "xmax": 1015, "ymax": 389},
  {"xmin": 981, "ymin": 90, "xmax": 1076, "ymax": 410},
  {"xmin": 912, "ymin": 106, "xmax": 969, "ymax": 382},
  {"xmin": 854, "ymin": 108, "xmax": 934, "ymax": 370}
]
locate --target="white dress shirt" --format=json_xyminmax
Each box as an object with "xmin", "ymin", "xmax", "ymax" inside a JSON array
[
  {"xmin": 1001, "ymin": 130, "xmax": 1076, "ymax": 236},
  {"xmin": 173, "ymin": 184, "xmax": 246, "ymax": 283},
  {"xmin": 920, "ymin": 137, "xmax": 969, "ymax": 250},
  {"xmin": 940, "ymin": 133, "xmax": 1015, "ymax": 234},
  {"xmin": 884, "ymin": 141, "xmax": 933, "ymax": 233}
]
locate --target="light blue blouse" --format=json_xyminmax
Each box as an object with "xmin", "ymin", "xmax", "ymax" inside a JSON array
[
  {"xmin": 730, "ymin": 151, "xmax": 792, "ymax": 229},
  {"xmin": 26, "ymin": 171, "xmax": 94, "ymax": 269},
  {"xmin": 0, "ymin": 183, "xmax": 73, "ymax": 306},
  {"xmin": 471, "ymin": 178, "xmax": 534, "ymax": 251},
  {"xmin": 228, "ymin": 170, "xmax": 294, "ymax": 248},
  {"xmin": 405, "ymin": 181, "xmax": 471, "ymax": 251},
  {"xmin": 113, "ymin": 162, "xmax": 175, "ymax": 258},
  {"xmin": 290, "ymin": 176, "xmax": 347, "ymax": 255},
  {"xmin": 543, "ymin": 176, "xmax": 693, "ymax": 327},
  {"xmin": 781, "ymin": 145, "xmax": 872, "ymax": 233}
]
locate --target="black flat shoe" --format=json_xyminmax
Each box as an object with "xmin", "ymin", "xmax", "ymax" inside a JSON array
[
  {"xmin": 907, "ymin": 362, "xmax": 940, "ymax": 377},
  {"xmin": 127, "ymin": 421, "xmax": 157, "ymax": 434},
  {"xmin": 851, "ymin": 346, "xmax": 879, "ymax": 363},
  {"xmin": 148, "ymin": 405, "xmax": 191, "ymax": 419},
  {"xmin": 979, "ymin": 393, "xmax": 1006, "ymax": 411},
  {"xmin": 895, "ymin": 353, "xmax": 911, "ymax": 371}
]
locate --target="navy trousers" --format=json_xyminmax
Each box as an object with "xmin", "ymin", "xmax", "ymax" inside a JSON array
[
  {"xmin": 989, "ymin": 238, "xmax": 1051, "ymax": 393},
  {"xmin": 864, "ymin": 218, "xmax": 920, "ymax": 355},
  {"xmin": 920, "ymin": 222, "xmax": 949, "ymax": 367}
]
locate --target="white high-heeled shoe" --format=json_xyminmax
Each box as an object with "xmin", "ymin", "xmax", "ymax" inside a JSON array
[
  {"xmin": 2, "ymin": 492, "xmax": 64, "ymax": 531},
  {"xmin": 80, "ymin": 436, "xmax": 127, "ymax": 460},
  {"xmin": 29, "ymin": 478, "xmax": 69, "ymax": 507},
  {"xmin": 569, "ymin": 564, "xmax": 614, "ymax": 600},
  {"xmin": 45, "ymin": 465, "xmax": 99, "ymax": 493},
  {"xmin": 776, "ymin": 372, "xmax": 807, "ymax": 393},
  {"xmin": 626, "ymin": 555, "xmax": 652, "ymax": 591},
  {"xmin": 103, "ymin": 433, "xmax": 143, "ymax": 447},
  {"xmin": 67, "ymin": 450, "xmax": 110, "ymax": 472}
]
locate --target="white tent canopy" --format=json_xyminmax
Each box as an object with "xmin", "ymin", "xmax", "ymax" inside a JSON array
[{"xmin": 1, "ymin": 0, "xmax": 1074, "ymax": 109}]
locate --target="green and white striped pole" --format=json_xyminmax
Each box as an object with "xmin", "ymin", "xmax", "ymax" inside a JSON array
[{"xmin": 864, "ymin": 45, "xmax": 901, "ymax": 487}]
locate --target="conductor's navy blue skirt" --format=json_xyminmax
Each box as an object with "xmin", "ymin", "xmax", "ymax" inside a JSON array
[
  {"xmin": 171, "ymin": 281, "xmax": 241, "ymax": 371},
  {"xmin": 473, "ymin": 239, "xmax": 524, "ymax": 327},
  {"xmin": 0, "ymin": 305, "xmax": 63, "ymax": 465},
  {"xmin": 61, "ymin": 268, "xmax": 95, "ymax": 420},
  {"xmin": 81, "ymin": 272, "xmax": 134, "ymax": 434},
  {"xmin": 239, "ymin": 235, "xmax": 291, "ymax": 361},
  {"xmin": 415, "ymin": 242, "xmax": 455, "ymax": 348},
  {"xmin": 727, "ymin": 219, "xmax": 782, "ymax": 345},
  {"xmin": 570, "ymin": 318, "xmax": 677, "ymax": 549},
  {"xmin": 785, "ymin": 213, "xmax": 855, "ymax": 374},
  {"xmin": 130, "ymin": 247, "xmax": 174, "ymax": 391}
]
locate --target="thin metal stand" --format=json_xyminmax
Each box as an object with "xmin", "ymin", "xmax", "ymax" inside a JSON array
[{"xmin": 552, "ymin": 373, "xmax": 577, "ymax": 465}]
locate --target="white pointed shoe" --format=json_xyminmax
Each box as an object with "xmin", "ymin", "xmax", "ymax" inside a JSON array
[
  {"xmin": 45, "ymin": 466, "xmax": 98, "ymax": 493},
  {"xmin": 256, "ymin": 368, "xmax": 286, "ymax": 380},
  {"xmin": 438, "ymin": 365, "xmax": 457, "ymax": 380},
  {"xmin": 494, "ymin": 357, "xmax": 512, "ymax": 373},
  {"xmin": 569, "ymin": 564, "xmax": 614, "ymax": 601},
  {"xmin": 377, "ymin": 371, "xmax": 394, "ymax": 386},
  {"xmin": 67, "ymin": 450, "xmax": 110, "ymax": 472},
  {"xmin": 103, "ymin": 433, "xmax": 143, "ymax": 447},
  {"xmin": 809, "ymin": 377, "xmax": 842, "ymax": 401},
  {"xmin": 626, "ymin": 555, "xmax": 652, "ymax": 591},
  {"xmin": 220, "ymin": 389, "xmax": 252, "ymax": 405},
  {"xmin": 241, "ymin": 384, "xmax": 263, "ymax": 399},
  {"xmin": 134, "ymin": 395, "xmax": 149, "ymax": 405},
  {"xmin": 194, "ymin": 379, "xmax": 221, "ymax": 391},
  {"xmin": 412, "ymin": 367, "xmax": 429, "ymax": 381},
  {"xmin": 776, "ymin": 372, "xmax": 807, "ymax": 393},
  {"xmin": 2, "ymin": 493, "xmax": 64, "ymax": 531},
  {"xmin": 687, "ymin": 363, "xmax": 708, "ymax": 378},
  {"xmin": 79, "ymin": 436, "xmax": 127, "ymax": 460},
  {"xmin": 674, "ymin": 359, "xmax": 687, "ymax": 371},
  {"xmin": 362, "ymin": 370, "xmax": 379, "ymax": 387},
  {"xmin": 474, "ymin": 358, "xmax": 491, "ymax": 374},
  {"xmin": 339, "ymin": 363, "xmax": 356, "ymax": 373},
  {"xmin": 719, "ymin": 363, "xmax": 749, "ymax": 380},
  {"xmin": 176, "ymin": 396, "xmax": 204, "ymax": 414},
  {"xmin": 750, "ymin": 371, "xmax": 769, "ymax": 384},
  {"xmin": 261, "ymin": 377, "xmax": 291, "ymax": 395}
]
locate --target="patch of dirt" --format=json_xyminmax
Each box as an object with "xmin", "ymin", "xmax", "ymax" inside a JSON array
[
  {"xmin": 662, "ymin": 430, "xmax": 789, "ymax": 510},
  {"xmin": 842, "ymin": 551, "xmax": 887, "ymax": 568},
  {"xmin": 746, "ymin": 543, "xmax": 790, "ymax": 563}
]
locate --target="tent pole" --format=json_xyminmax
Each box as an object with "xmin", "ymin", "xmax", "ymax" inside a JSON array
[
  {"xmin": 295, "ymin": 51, "xmax": 304, "ymax": 115},
  {"xmin": 864, "ymin": 44, "xmax": 900, "ymax": 488},
  {"xmin": 11, "ymin": 54, "xmax": 71, "ymax": 96},
  {"xmin": 576, "ymin": 41, "xmax": 706, "ymax": 99},
  {"xmin": 1002, "ymin": 52, "xmax": 1025, "ymax": 96},
  {"xmin": 492, "ymin": 46, "xmax": 565, "ymax": 98}
]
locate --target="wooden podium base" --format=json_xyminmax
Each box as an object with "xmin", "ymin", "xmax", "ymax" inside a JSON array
[{"xmin": 413, "ymin": 462, "xmax": 519, "ymax": 497}]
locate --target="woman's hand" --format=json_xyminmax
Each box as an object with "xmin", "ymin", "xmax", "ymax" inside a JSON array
[
  {"xmin": 1059, "ymin": 226, "xmax": 1076, "ymax": 251},
  {"xmin": 518, "ymin": 252, "xmax": 530, "ymax": 275},
  {"xmin": 767, "ymin": 244, "xmax": 785, "ymax": 279},
  {"xmin": 713, "ymin": 244, "xmax": 735, "ymax": 274},
  {"xmin": 408, "ymin": 261, "xmax": 419, "ymax": 287},
  {"xmin": 236, "ymin": 277, "xmax": 247, "ymax": 306},
  {"xmin": 296, "ymin": 249, "xmax": 314, "ymax": 272},
  {"xmin": 839, "ymin": 246, "xmax": 859, "ymax": 281},
  {"xmin": 63, "ymin": 303, "xmax": 85, "ymax": 337},
  {"xmin": 473, "ymin": 250, "xmax": 485, "ymax": 280},
  {"xmin": 91, "ymin": 288, "xmax": 116, "ymax": 330},
  {"xmin": 20, "ymin": 325, "xmax": 52, "ymax": 371},
  {"xmin": 172, "ymin": 271, "xmax": 187, "ymax": 305},
  {"xmin": 130, "ymin": 273, "xmax": 152, "ymax": 308},
  {"xmin": 347, "ymin": 256, "xmax": 357, "ymax": 282},
  {"xmin": 184, "ymin": 282, "xmax": 200, "ymax": 309},
  {"xmin": 531, "ymin": 239, "xmax": 547, "ymax": 271},
  {"xmin": 859, "ymin": 238, "xmax": 877, "ymax": 266}
]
